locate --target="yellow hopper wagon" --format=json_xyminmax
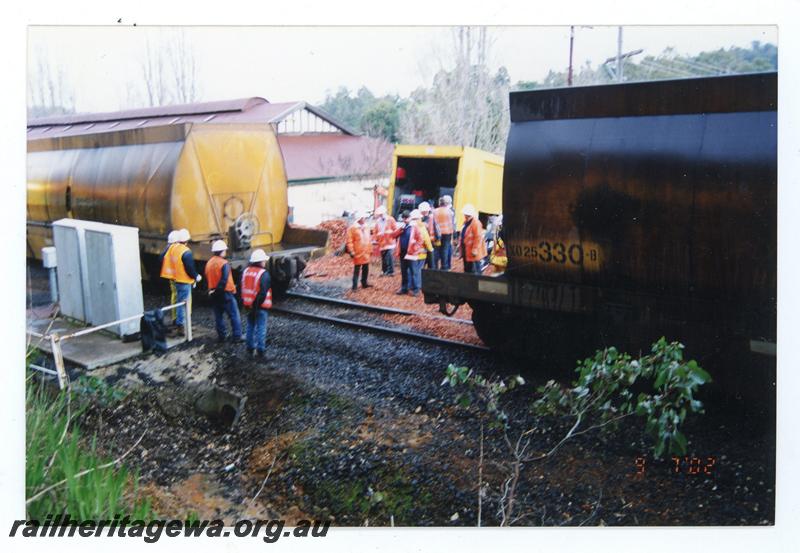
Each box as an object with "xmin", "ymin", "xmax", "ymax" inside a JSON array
[
  {"xmin": 386, "ymin": 145, "xmax": 503, "ymax": 231},
  {"xmin": 27, "ymin": 101, "xmax": 328, "ymax": 293}
]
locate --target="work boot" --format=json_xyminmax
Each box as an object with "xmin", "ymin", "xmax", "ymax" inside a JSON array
[
  {"xmin": 246, "ymin": 348, "xmax": 255, "ymax": 357},
  {"xmin": 362, "ymin": 283, "xmax": 373, "ymax": 289},
  {"xmin": 232, "ymin": 335, "xmax": 245, "ymax": 343},
  {"xmin": 256, "ymin": 350, "xmax": 266, "ymax": 359},
  {"xmin": 410, "ymin": 290, "xmax": 419, "ymax": 297},
  {"xmin": 395, "ymin": 289, "xmax": 408, "ymax": 295}
]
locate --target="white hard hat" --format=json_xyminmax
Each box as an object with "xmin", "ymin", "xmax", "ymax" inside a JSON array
[
  {"xmin": 409, "ymin": 209, "xmax": 422, "ymax": 220},
  {"xmin": 374, "ymin": 205, "xmax": 387, "ymax": 216},
  {"xmin": 167, "ymin": 230, "xmax": 179, "ymax": 244},
  {"xmin": 211, "ymin": 239, "xmax": 228, "ymax": 252},
  {"xmin": 418, "ymin": 201, "xmax": 431, "ymax": 212},
  {"xmin": 179, "ymin": 228, "xmax": 191, "ymax": 242},
  {"xmin": 249, "ymin": 249, "xmax": 268, "ymax": 263},
  {"xmin": 442, "ymin": 195, "xmax": 453, "ymax": 205},
  {"xmin": 355, "ymin": 211, "xmax": 367, "ymax": 220},
  {"xmin": 462, "ymin": 204, "xmax": 477, "ymax": 218}
]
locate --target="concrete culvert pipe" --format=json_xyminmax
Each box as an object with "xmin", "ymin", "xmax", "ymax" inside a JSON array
[{"xmin": 193, "ymin": 386, "xmax": 247, "ymax": 430}]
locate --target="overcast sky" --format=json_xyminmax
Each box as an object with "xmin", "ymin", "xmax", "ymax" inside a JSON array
[{"xmin": 28, "ymin": 25, "xmax": 776, "ymax": 113}]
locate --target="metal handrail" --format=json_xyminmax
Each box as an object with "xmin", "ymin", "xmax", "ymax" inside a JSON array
[
  {"xmin": 27, "ymin": 301, "xmax": 192, "ymax": 390},
  {"xmin": 26, "ymin": 302, "xmax": 187, "ymax": 341}
]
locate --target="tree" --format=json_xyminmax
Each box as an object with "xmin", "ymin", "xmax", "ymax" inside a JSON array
[
  {"xmin": 128, "ymin": 30, "xmax": 201, "ymax": 108},
  {"xmin": 27, "ymin": 49, "xmax": 76, "ymax": 118},
  {"xmin": 399, "ymin": 26, "xmax": 510, "ymax": 155},
  {"xmin": 361, "ymin": 99, "xmax": 402, "ymax": 142},
  {"xmin": 519, "ymin": 41, "xmax": 778, "ymax": 91},
  {"xmin": 512, "ymin": 80, "xmax": 540, "ymax": 92},
  {"xmin": 319, "ymin": 87, "xmax": 404, "ymax": 142},
  {"xmin": 167, "ymin": 31, "xmax": 199, "ymax": 104},
  {"xmin": 140, "ymin": 38, "xmax": 171, "ymax": 108}
]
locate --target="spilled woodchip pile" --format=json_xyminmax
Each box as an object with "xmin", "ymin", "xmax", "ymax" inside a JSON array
[{"xmin": 300, "ymin": 219, "xmax": 478, "ymax": 344}]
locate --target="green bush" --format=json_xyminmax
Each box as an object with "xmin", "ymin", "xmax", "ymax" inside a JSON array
[
  {"xmin": 533, "ymin": 338, "xmax": 711, "ymax": 457},
  {"xmin": 445, "ymin": 338, "xmax": 711, "ymax": 458}
]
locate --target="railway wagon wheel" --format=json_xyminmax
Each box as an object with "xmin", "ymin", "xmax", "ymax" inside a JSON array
[{"xmin": 469, "ymin": 301, "xmax": 509, "ymax": 350}]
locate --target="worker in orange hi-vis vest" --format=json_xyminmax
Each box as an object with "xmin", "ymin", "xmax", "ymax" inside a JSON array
[
  {"xmin": 433, "ymin": 195, "xmax": 455, "ymax": 270},
  {"xmin": 162, "ymin": 228, "xmax": 202, "ymax": 335},
  {"xmin": 346, "ymin": 211, "xmax": 373, "ymax": 291},
  {"xmin": 418, "ymin": 201, "xmax": 437, "ymax": 270},
  {"xmin": 371, "ymin": 205, "xmax": 398, "ymax": 276},
  {"xmin": 404, "ymin": 209, "xmax": 433, "ymax": 296},
  {"xmin": 205, "ymin": 240, "xmax": 243, "ymax": 343},
  {"xmin": 240, "ymin": 249, "xmax": 272, "ymax": 358},
  {"xmin": 159, "ymin": 230, "xmax": 180, "ymax": 323},
  {"xmin": 460, "ymin": 204, "xmax": 488, "ymax": 275}
]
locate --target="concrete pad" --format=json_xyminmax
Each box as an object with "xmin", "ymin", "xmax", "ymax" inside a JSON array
[{"xmin": 26, "ymin": 315, "xmax": 211, "ymax": 370}]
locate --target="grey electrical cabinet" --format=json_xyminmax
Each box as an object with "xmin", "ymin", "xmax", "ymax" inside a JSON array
[
  {"xmin": 52, "ymin": 223, "xmax": 86, "ymax": 321},
  {"xmin": 51, "ymin": 219, "xmax": 144, "ymax": 337}
]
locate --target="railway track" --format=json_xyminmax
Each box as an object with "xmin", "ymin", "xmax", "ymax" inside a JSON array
[
  {"xmin": 285, "ymin": 291, "xmax": 473, "ymax": 324},
  {"xmin": 273, "ymin": 292, "xmax": 488, "ymax": 352}
]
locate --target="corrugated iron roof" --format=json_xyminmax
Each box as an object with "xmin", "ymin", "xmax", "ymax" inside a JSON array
[
  {"xmin": 27, "ymin": 97, "xmax": 358, "ymax": 139},
  {"xmin": 30, "ymin": 97, "xmax": 268, "ymax": 126}
]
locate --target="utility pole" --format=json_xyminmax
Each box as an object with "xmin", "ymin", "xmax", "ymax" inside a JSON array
[
  {"xmin": 616, "ymin": 26, "xmax": 624, "ymax": 82},
  {"xmin": 568, "ymin": 25, "xmax": 575, "ymax": 86}
]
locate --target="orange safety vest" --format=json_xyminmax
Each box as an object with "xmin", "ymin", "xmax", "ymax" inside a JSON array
[
  {"xmin": 241, "ymin": 266, "xmax": 272, "ymax": 309},
  {"xmin": 372, "ymin": 216, "xmax": 398, "ymax": 250},
  {"xmin": 160, "ymin": 243, "xmax": 177, "ymax": 279},
  {"xmin": 165, "ymin": 243, "xmax": 194, "ymax": 284},
  {"xmin": 463, "ymin": 217, "xmax": 488, "ymax": 263},
  {"xmin": 434, "ymin": 206, "xmax": 454, "ymax": 235},
  {"xmin": 346, "ymin": 223, "xmax": 372, "ymax": 265},
  {"xmin": 404, "ymin": 222, "xmax": 431, "ymax": 260},
  {"xmin": 205, "ymin": 255, "xmax": 236, "ymax": 293}
]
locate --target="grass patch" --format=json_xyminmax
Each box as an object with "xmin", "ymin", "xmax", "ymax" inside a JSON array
[
  {"xmin": 312, "ymin": 468, "xmax": 431, "ymax": 525},
  {"xmin": 26, "ymin": 373, "xmax": 153, "ymax": 520},
  {"xmin": 286, "ymin": 433, "xmax": 431, "ymax": 525}
]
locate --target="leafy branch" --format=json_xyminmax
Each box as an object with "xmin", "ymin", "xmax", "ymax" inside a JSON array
[{"xmin": 443, "ymin": 338, "xmax": 711, "ymax": 525}]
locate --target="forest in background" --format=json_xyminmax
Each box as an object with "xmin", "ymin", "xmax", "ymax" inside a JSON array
[{"xmin": 319, "ymin": 39, "xmax": 777, "ymax": 154}]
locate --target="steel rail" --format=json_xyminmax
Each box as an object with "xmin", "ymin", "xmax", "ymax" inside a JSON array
[
  {"xmin": 285, "ymin": 291, "xmax": 473, "ymax": 325},
  {"xmin": 271, "ymin": 305, "xmax": 489, "ymax": 352}
]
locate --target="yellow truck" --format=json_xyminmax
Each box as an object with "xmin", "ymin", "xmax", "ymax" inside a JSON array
[{"xmin": 386, "ymin": 145, "xmax": 503, "ymax": 229}]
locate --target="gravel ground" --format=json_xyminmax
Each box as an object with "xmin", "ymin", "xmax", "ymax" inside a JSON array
[{"xmin": 26, "ymin": 261, "xmax": 776, "ymax": 526}]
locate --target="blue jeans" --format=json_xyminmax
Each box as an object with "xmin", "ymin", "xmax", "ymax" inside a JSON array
[
  {"xmin": 407, "ymin": 258, "xmax": 423, "ymax": 292},
  {"xmin": 246, "ymin": 309, "xmax": 268, "ymax": 352},
  {"xmin": 434, "ymin": 234, "xmax": 452, "ymax": 270},
  {"xmin": 213, "ymin": 292, "xmax": 242, "ymax": 340},
  {"xmin": 381, "ymin": 249, "xmax": 395, "ymax": 275},
  {"xmin": 398, "ymin": 258, "xmax": 411, "ymax": 292},
  {"xmin": 464, "ymin": 260, "xmax": 482, "ymax": 274},
  {"xmin": 174, "ymin": 282, "xmax": 192, "ymax": 326}
]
